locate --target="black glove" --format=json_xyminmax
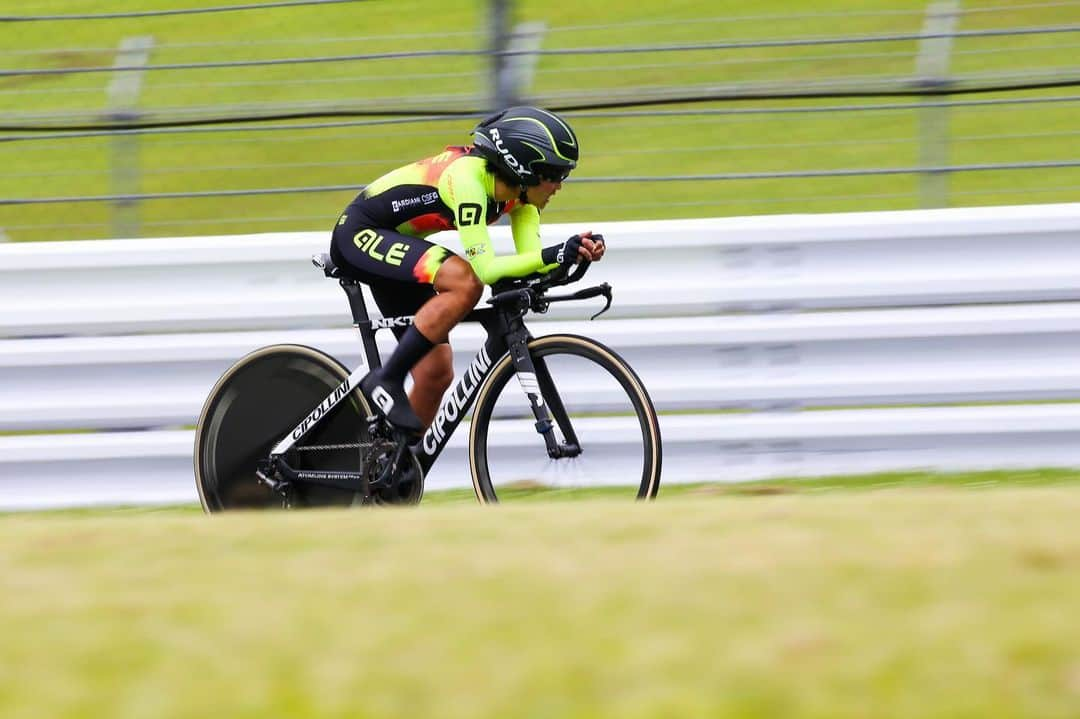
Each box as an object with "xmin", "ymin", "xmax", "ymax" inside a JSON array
[{"xmin": 542, "ymin": 234, "xmax": 585, "ymax": 267}]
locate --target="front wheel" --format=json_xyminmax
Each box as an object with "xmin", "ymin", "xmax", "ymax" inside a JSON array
[{"xmin": 468, "ymin": 335, "xmax": 662, "ymax": 502}]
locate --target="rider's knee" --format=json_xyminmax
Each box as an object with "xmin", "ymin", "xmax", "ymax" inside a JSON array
[{"xmin": 435, "ymin": 257, "xmax": 483, "ymax": 304}]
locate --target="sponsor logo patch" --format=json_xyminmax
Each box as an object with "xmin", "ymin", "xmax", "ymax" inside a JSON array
[
  {"xmin": 391, "ymin": 191, "xmax": 439, "ymax": 214},
  {"xmin": 372, "ymin": 316, "xmax": 415, "ymax": 329},
  {"xmin": 458, "ymin": 202, "xmax": 482, "ymax": 227}
]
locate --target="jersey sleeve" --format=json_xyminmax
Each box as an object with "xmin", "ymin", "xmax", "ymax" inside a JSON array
[
  {"xmin": 438, "ymin": 159, "xmax": 552, "ymax": 285},
  {"xmin": 509, "ymin": 203, "xmax": 560, "ymax": 274}
]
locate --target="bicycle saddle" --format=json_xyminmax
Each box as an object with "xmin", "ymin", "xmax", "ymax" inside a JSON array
[{"xmin": 311, "ymin": 253, "xmax": 341, "ymax": 278}]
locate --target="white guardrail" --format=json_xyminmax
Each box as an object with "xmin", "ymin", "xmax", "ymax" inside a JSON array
[{"xmin": 3, "ymin": 203, "xmax": 1080, "ymax": 509}]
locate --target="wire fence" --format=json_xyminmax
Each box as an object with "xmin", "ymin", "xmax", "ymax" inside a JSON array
[{"xmin": 1, "ymin": 0, "xmax": 1079, "ymax": 241}]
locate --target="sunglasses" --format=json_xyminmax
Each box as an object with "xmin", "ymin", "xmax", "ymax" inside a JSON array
[{"xmin": 536, "ymin": 166, "xmax": 572, "ymax": 183}]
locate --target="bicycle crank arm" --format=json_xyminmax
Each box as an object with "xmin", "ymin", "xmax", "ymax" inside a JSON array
[{"xmin": 368, "ymin": 436, "xmax": 410, "ymax": 491}]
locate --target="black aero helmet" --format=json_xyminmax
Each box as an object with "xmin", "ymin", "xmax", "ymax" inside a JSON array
[{"xmin": 471, "ymin": 106, "xmax": 579, "ymax": 186}]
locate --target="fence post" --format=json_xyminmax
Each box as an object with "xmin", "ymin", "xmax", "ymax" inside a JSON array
[
  {"xmin": 106, "ymin": 36, "xmax": 154, "ymax": 239},
  {"xmin": 490, "ymin": 0, "xmax": 518, "ymax": 110},
  {"xmin": 506, "ymin": 21, "xmax": 547, "ymax": 100},
  {"xmin": 916, "ymin": 1, "xmax": 960, "ymax": 208}
]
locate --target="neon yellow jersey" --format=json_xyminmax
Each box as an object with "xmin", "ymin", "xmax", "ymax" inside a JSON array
[{"xmin": 346, "ymin": 146, "xmax": 558, "ymax": 285}]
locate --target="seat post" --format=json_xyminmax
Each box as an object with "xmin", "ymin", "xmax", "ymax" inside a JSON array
[
  {"xmin": 339, "ymin": 279, "xmax": 383, "ymax": 371},
  {"xmin": 339, "ymin": 278, "xmax": 370, "ymax": 324}
]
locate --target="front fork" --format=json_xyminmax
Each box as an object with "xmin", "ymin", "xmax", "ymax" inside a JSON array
[{"xmin": 506, "ymin": 330, "xmax": 581, "ymax": 459}]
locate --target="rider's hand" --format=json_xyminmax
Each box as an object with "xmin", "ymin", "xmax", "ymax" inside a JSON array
[
  {"xmin": 581, "ymin": 233, "xmax": 605, "ymax": 262},
  {"xmin": 542, "ymin": 233, "xmax": 586, "ymax": 267},
  {"xmin": 542, "ymin": 232, "xmax": 605, "ymax": 267}
]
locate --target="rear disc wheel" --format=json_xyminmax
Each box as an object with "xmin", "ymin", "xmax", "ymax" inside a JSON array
[{"xmin": 194, "ymin": 344, "xmax": 373, "ymax": 512}]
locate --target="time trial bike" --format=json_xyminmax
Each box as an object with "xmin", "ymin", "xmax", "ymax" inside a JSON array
[{"xmin": 194, "ymin": 244, "xmax": 662, "ymax": 510}]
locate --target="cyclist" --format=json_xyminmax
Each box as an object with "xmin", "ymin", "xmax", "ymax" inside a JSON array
[{"xmin": 329, "ymin": 106, "xmax": 605, "ymax": 437}]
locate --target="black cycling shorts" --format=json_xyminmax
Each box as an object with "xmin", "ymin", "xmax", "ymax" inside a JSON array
[{"xmin": 329, "ymin": 212, "xmax": 456, "ymax": 339}]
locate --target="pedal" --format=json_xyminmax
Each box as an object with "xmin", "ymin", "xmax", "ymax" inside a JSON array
[
  {"xmin": 368, "ymin": 436, "xmax": 410, "ymax": 491},
  {"xmin": 255, "ymin": 468, "xmax": 283, "ymax": 490}
]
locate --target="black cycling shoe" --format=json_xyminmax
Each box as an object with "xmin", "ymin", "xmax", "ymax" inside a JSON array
[{"xmin": 359, "ymin": 370, "xmax": 423, "ymax": 438}]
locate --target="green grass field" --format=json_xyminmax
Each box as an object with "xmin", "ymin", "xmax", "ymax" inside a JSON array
[
  {"xmin": 4, "ymin": 474, "xmax": 1080, "ymax": 719},
  {"xmin": 2, "ymin": 0, "xmax": 1079, "ymax": 241}
]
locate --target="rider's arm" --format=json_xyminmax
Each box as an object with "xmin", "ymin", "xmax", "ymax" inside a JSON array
[
  {"xmin": 509, "ymin": 203, "xmax": 560, "ymax": 275},
  {"xmin": 439, "ymin": 158, "xmax": 551, "ymax": 285},
  {"xmin": 508, "ymin": 196, "xmax": 597, "ymax": 269}
]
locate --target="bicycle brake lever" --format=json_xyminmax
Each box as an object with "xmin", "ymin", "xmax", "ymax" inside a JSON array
[
  {"xmin": 590, "ymin": 283, "xmax": 613, "ymax": 320},
  {"xmin": 541, "ymin": 283, "xmax": 613, "ymax": 318}
]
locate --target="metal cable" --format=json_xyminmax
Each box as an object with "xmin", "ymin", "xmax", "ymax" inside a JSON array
[
  {"xmin": 531, "ymin": 49, "xmax": 917, "ymax": 75},
  {"xmin": 18, "ymin": 186, "xmax": 1080, "ymax": 235},
  {"xmin": 5, "ymin": 94, "xmax": 1080, "ymax": 146},
  {"xmin": 17, "ymin": 126, "xmax": 1080, "ymax": 168},
  {"xmin": 0, "ymin": 49, "xmax": 920, "ymax": 98},
  {"xmin": 544, "ymin": 194, "xmax": 916, "ymax": 214},
  {"xmin": 0, "ymin": 116, "xmax": 467, "ymax": 144},
  {"xmin": 3, "ymin": 25, "xmax": 1079, "ymax": 79},
  {"xmin": 953, "ymin": 41, "xmax": 1080, "ymax": 56},
  {"xmin": 0, "ymin": 69, "xmax": 481, "ymax": 98},
  {"xmin": 4, "ymin": 161, "xmax": 1080, "ymax": 207},
  {"xmin": 1, "ymin": 0, "xmax": 369, "ymax": 22},
  {"xmin": 4, "ymin": 157, "xmax": 401, "ymax": 178},
  {"xmin": 964, "ymin": 1, "xmax": 1080, "ymax": 14},
  {"xmin": 10, "ymin": 2, "xmax": 1066, "ymax": 26},
  {"xmin": 567, "ymin": 161, "xmax": 1080, "ymax": 182},
  {"xmin": 26, "ymin": 128, "xmax": 1035, "ymax": 177},
  {"xmin": 545, "ymin": 185, "xmax": 1080, "ymax": 214},
  {"xmin": 0, "ymin": 30, "xmax": 482, "ymax": 56},
  {"xmin": 0, "ymin": 49, "xmax": 486, "ymax": 78},
  {"xmin": 548, "ymin": 9, "xmax": 926, "ymax": 33},
  {"xmin": 6, "ymin": 75, "xmax": 1080, "ymax": 135},
  {"xmin": 7, "ymin": 71, "xmax": 1076, "ymax": 128}
]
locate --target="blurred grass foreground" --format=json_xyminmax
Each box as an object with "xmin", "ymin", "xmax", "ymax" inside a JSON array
[{"xmin": 4, "ymin": 483, "xmax": 1080, "ymax": 718}]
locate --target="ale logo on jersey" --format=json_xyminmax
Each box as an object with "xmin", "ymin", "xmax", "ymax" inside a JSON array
[{"xmin": 458, "ymin": 203, "xmax": 482, "ymax": 227}]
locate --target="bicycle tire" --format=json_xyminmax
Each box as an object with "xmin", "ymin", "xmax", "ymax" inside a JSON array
[
  {"xmin": 194, "ymin": 344, "xmax": 377, "ymax": 512},
  {"xmin": 468, "ymin": 334, "xmax": 662, "ymax": 503}
]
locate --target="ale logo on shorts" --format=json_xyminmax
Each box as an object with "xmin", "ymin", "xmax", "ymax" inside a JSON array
[{"xmin": 458, "ymin": 203, "xmax": 482, "ymax": 227}]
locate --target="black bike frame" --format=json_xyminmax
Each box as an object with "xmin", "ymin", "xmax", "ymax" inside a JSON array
[{"xmin": 268, "ymin": 277, "xmax": 573, "ymax": 489}]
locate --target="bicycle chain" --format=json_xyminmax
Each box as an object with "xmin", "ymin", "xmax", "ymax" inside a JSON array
[
  {"xmin": 294, "ymin": 442, "xmax": 366, "ymax": 453},
  {"xmin": 290, "ymin": 429, "xmax": 403, "ymax": 494}
]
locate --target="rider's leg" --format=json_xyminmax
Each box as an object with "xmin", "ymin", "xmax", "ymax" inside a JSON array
[
  {"xmin": 414, "ymin": 256, "xmax": 483, "ymax": 342},
  {"xmin": 408, "ymin": 344, "xmax": 454, "ymax": 428},
  {"xmin": 374, "ymin": 256, "xmax": 480, "ymax": 384},
  {"xmin": 374, "ymin": 256, "xmax": 481, "ymax": 429},
  {"xmin": 330, "ymin": 224, "xmax": 480, "ymax": 434}
]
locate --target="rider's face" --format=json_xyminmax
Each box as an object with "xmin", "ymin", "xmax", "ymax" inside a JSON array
[{"xmin": 525, "ymin": 178, "xmax": 563, "ymax": 209}]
